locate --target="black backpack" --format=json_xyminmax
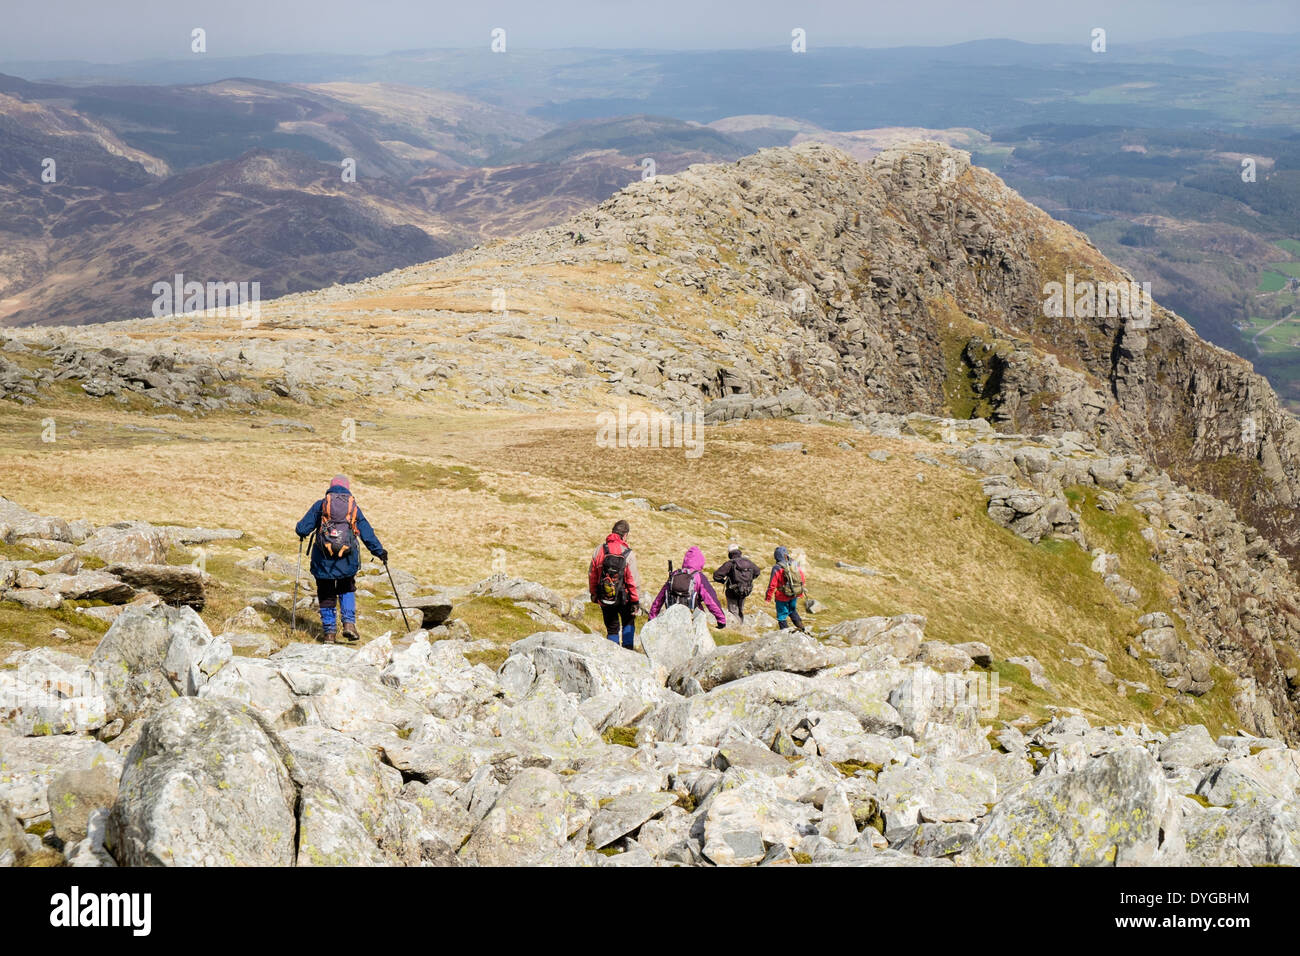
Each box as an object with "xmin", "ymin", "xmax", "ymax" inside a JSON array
[
  {"xmin": 727, "ymin": 561, "xmax": 757, "ymax": 597},
  {"xmin": 597, "ymin": 544, "xmax": 629, "ymax": 606},
  {"xmin": 665, "ymin": 566, "xmax": 698, "ymax": 610}
]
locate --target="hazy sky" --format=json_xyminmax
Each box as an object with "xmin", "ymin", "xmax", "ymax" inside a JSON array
[{"xmin": 2, "ymin": 0, "xmax": 1298, "ymax": 62}]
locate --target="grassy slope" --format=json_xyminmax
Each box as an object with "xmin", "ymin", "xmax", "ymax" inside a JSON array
[{"xmin": 0, "ymin": 364, "xmax": 1243, "ymax": 738}]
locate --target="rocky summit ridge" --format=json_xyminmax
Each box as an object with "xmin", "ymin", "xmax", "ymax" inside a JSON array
[{"xmin": 548, "ymin": 141, "xmax": 1300, "ymax": 569}]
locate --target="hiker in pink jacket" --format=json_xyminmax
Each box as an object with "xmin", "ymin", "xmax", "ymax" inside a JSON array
[{"xmin": 647, "ymin": 546, "xmax": 727, "ymax": 628}]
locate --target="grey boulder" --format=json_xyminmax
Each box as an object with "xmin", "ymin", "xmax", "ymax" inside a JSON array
[
  {"xmin": 458, "ymin": 767, "xmax": 593, "ymax": 866},
  {"xmin": 107, "ymin": 697, "xmax": 297, "ymax": 865},
  {"xmin": 92, "ymin": 604, "xmax": 231, "ymax": 719},
  {"xmin": 968, "ymin": 748, "xmax": 1177, "ymax": 866},
  {"xmin": 668, "ymin": 630, "xmax": 843, "ymax": 693},
  {"xmin": 638, "ymin": 604, "xmax": 716, "ymax": 676}
]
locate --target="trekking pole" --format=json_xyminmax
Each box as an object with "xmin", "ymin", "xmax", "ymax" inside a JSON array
[
  {"xmin": 383, "ymin": 557, "xmax": 412, "ymax": 632},
  {"xmin": 291, "ymin": 534, "xmax": 303, "ymax": 636}
]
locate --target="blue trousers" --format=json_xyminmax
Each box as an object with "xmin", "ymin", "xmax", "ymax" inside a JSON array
[{"xmin": 318, "ymin": 576, "xmax": 357, "ymax": 629}]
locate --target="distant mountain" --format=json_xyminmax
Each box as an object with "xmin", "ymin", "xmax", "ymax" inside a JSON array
[
  {"xmin": 1, "ymin": 74, "xmax": 552, "ymax": 177},
  {"xmin": 0, "ymin": 75, "xmax": 590, "ymax": 324},
  {"xmin": 1, "ymin": 80, "xmax": 827, "ymax": 325},
  {"xmin": 486, "ymin": 115, "xmax": 748, "ymax": 166},
  {"xmin": 1, "ymin": 148, "xmax": 458, "ymax": 326},
  {"xmin": 9, "ymin": 35, "xmax": 1299, "ymax": 128},
  {"xmin": 409, "ymin": 157, "xmax": 647, "ymax": 240},
  {"xmin": 4, "ymin": 36, "xmax": 1299, "ymax": 403}
]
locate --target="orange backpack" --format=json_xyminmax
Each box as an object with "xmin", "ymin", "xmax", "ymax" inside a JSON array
[{"xmin": 319, "ymin": 492, "xmax": 359, "ymax": 558}]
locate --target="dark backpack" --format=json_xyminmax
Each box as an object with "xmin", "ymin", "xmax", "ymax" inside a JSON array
[
  {"xmin": 319, "ymin": 492, "xmax": 359, "ymax": 559},
  {"xmin": 665, "ymin": 568, "xmax": 698, "ymax": 610},
  {"xmin": 777, "ymin": 560, "xmax": 804, "ymax": 599},
  {"xmin": 597, "ymin": 544, "xmax": 629, "ymax": 606},
  {"xmin": 727, "ymin": 561, "xmax": 757, "ymax": 597}
]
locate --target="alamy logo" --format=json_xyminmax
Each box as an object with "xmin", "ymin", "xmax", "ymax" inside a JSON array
[
  {"xmin": 596, "ymin": 404, "xmax": 703, "ymax": 459},
  {"xmin": 50, "ymin": 886, "xmax": 151, "ymax": 936},
  {"xmin": 902, "ymin": 668, "xmax": 1000, "ymax": 718},
  {"xmin": 6, "ymin": 667, "xmax": 102, "ymax": 709},
  {"xmin": 151, "ymin": 273, "xmax": 261, "ymax": 326},
  {"xmin": 1042, "ymin": 273, "xmax": 1151, "ymax": 328}
]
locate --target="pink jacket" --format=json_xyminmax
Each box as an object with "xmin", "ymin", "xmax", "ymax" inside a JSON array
[{"xmin": 648, "ymin": 546, "xmax": 726, "ymax": 627}]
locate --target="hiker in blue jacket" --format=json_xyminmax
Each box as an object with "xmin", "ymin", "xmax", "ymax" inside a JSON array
[{"xmin": 295, "ymin": 474, "xmax": 386, "ymax": 643}]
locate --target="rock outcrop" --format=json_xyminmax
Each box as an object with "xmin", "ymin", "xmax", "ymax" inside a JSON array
[{"xmin": 923, "ymin": 417, "xmax": 1300, "ymax": 742}]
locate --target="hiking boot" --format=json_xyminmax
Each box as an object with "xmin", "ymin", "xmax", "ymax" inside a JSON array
[
  {"xmin": 321, "ymin": 629, "xmax": 338, "ymax": 644},
  {"xmin": 340, "ymin": 621, "xmax": 360, "ymax": 643}
]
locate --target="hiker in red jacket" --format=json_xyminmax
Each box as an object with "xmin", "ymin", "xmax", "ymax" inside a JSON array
[
  {"xmin": 589, "ymin": 519, "xmax": 641, "ymax": 649},
  {"xmin": 765, "ymin": 545, "xmax": 806, "ymax": 630},
  {"xmin": 648, "ymin": 546, "xmax": 727, "ymax": 628}
]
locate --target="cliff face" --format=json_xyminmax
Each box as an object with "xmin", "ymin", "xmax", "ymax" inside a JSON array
[
  {"xmin": 547, "ymin": 142, "xmax": 1300, "ymax": 569},
  {"xmin": 534, "ymin": 141, "xmax": 1300, "ymax": 736}
]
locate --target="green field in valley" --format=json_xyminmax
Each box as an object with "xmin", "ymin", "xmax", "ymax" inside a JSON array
[{"xmin": 1256, "ymin": 241, "xmax": 1300, "ymax": 292}]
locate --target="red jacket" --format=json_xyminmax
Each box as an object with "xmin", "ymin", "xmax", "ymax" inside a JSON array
[
  {"xmin": 765, "ymin": 563, "xmax": 806, "ymax": 601},
  {"xmin": 589, "ymin": 533, "xmax": 640, "ymax": 606}
]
